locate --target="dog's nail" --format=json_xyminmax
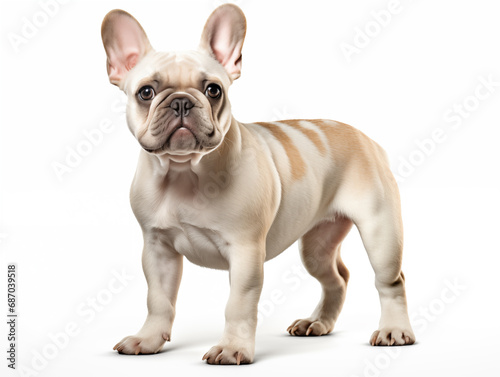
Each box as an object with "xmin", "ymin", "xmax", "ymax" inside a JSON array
[
  {"xmin": 135, "ymin": 347, "xmax": 140, "ymax": 355},
  {"xmin": 215, "ymin": 353, "xmax": 223, "ymax": 364},
  {"xmin": 389, "ymin": 337, "xmax": 395, "ymax": 346},
  {"xmin": 202, "ymin": 353, "xmax": 208, "ymax": 361},
  {"xmin": 306, "ymin": 327, "xmax": 312, "ymax": 336},
  {"xmin": 236, "ymin": 351, "xmax": 242, "ymax": 365},
  {"xmin": 162, "ymin": 333, "xmax": 170, "ymax": 341},
  {"xmin": 370, "ymin": 331, "xmax": 379, "ymax": 346}
]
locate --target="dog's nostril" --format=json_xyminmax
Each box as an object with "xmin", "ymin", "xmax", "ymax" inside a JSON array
[
  {"xmin": 170, "ymin": 98, "xmax": 194, "ymax": 117},
  {"xmin": 171, "ymin": 100, "xmax": 179, "ymax": 114}
]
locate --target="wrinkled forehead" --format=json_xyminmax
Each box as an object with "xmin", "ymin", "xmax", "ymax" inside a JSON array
[{"xmin": 124, "ymin": 50, "xmax": 230, "ymax": 92}]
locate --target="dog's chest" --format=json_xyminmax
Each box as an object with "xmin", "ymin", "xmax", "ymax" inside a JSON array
[{"xmin": 132, "ymin": 174, "xmax": 231, "ymax": 270}]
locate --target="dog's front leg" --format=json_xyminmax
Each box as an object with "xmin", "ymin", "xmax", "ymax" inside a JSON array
[
  {"xmin": 203, "ymin": 244, "xmax": 265, "ymax": 365},
  {"xmin": 114, "ymin": 231, "xmax": 183, "ymax": 354}
]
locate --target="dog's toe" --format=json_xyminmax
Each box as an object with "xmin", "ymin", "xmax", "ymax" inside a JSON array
[
  {"xmin": 113, "ymin": 333, "xmax": 168, "ymax": 355},
  {"xmin": 287, "ymin": 318, "xmax": 332, "ymax": 336},
  {"xmin": 370, "ymin": 327, "xmax": 415, "ymax": 346},
  {"xmin": 202, "ymin": 343, "xmax": 253, "ymax": 365}
]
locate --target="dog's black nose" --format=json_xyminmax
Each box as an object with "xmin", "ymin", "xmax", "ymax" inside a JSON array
[{"xmin": 170, "ymin": 98, "xmax": 194, "ymax": 117}]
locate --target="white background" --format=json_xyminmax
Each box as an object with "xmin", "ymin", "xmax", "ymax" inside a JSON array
[{"xmin": 1, "ymin": 0, "xmax": 500, "ymax": 376}]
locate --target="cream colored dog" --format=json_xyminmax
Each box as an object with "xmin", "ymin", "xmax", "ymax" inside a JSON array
[{"xmin": 101, "ymin": 4, "xmax": 415, "ymax": 365}]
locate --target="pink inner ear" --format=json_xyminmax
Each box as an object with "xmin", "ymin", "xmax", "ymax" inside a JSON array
[
  {"xmin": 104, "ymin": 14, "xmax": 149, "ymax": 85},
  {"xmin": 215, "ymin": 41, "xmax": 243, "ymax": 78},
  {"xmin": 107, "ymin": 50, "xmax": 140, "ymax": 84},
  {"xmin": 205, "ymin": 9, "xmax": 244, "ymax": 79},
  {"xmin": 211, "ymin": 22, "xmax": 234, "ymax": 65}
]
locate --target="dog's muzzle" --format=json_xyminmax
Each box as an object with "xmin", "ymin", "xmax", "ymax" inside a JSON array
[{"xmin": 139, "ymin": 92, "xmax": 220, "ymax": 155}]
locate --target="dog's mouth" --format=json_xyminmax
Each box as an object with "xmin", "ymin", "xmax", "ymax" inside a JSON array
[
  {"xmin": 143, "ymin": 122, "xmax": 200, "ymax": 154},
  {"xmin": 166, "ymin": 125, "xmax": 198, "ymax": 146}
]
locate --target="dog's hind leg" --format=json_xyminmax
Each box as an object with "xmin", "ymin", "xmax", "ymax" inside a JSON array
[{"xmin": 287, "ymin": 215, "xmax": 352, "ymax": 336}]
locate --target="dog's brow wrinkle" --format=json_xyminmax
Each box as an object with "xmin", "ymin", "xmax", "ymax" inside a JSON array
[
  {"xmin": 255, "ymin": 122, "xmax": 306, "ymax": 181},
  {"xmin": 157, "ymin": 53, "xmax": 175, "ymax": 65}
]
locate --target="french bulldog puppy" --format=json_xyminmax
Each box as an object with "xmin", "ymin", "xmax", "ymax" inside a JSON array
[{"xmin": 101, "ymin": 4, "xmax": 415, "ymax": 365}]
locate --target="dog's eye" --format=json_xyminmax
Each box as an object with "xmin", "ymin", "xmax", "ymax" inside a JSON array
[
  {"xmin": 138, "ymin": 86, "xmax": 155, "ymax": 101},
  {"xmin": 205, "ymin": 84, "xmax": 221, "ymax": 99}
]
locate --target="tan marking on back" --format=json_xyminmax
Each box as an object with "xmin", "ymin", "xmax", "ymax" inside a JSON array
[
  {"xmin": 307, "ymin": 119, "xmax": 357, "ymax": 151},
  {"xmin": 280, "ymin": 119, "xmax": 327, "ymax": 155},
  {"xmin": 255, "ymin": 122, "xmax": 306, "ymax": 181},
  {"xmin": 307, "ymin": 119, "xmax": 392, "ymax": 188}
]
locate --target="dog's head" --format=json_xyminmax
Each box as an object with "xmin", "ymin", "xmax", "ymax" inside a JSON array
[{"xmin": 101, "ymin": 5, "xmax": 246, "ymax": 158}]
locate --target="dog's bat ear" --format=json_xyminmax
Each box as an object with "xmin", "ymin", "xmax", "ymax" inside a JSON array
[
  {"xmin": 101, "ymin": 10, "xmax": 153, "ymax": 88},
  {"xmin": 199, "ymin": 4, "xmax": 247, "ymax": 81}
]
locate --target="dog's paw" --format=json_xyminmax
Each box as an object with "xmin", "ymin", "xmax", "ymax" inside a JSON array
[
  {"xmin": 287, "ymin": 318, "xmax": 333, "ymax": 336},
  {"xmin": 370, "ymin": 327, "xmax": 415, "ymax": 346},
  {"xmin": 202, "ymin": 343, "xmax": 254, "ymax": 365},
  {"xmin": 113, "ymin": 332, "xmax": 170, "ymax": 355}
]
